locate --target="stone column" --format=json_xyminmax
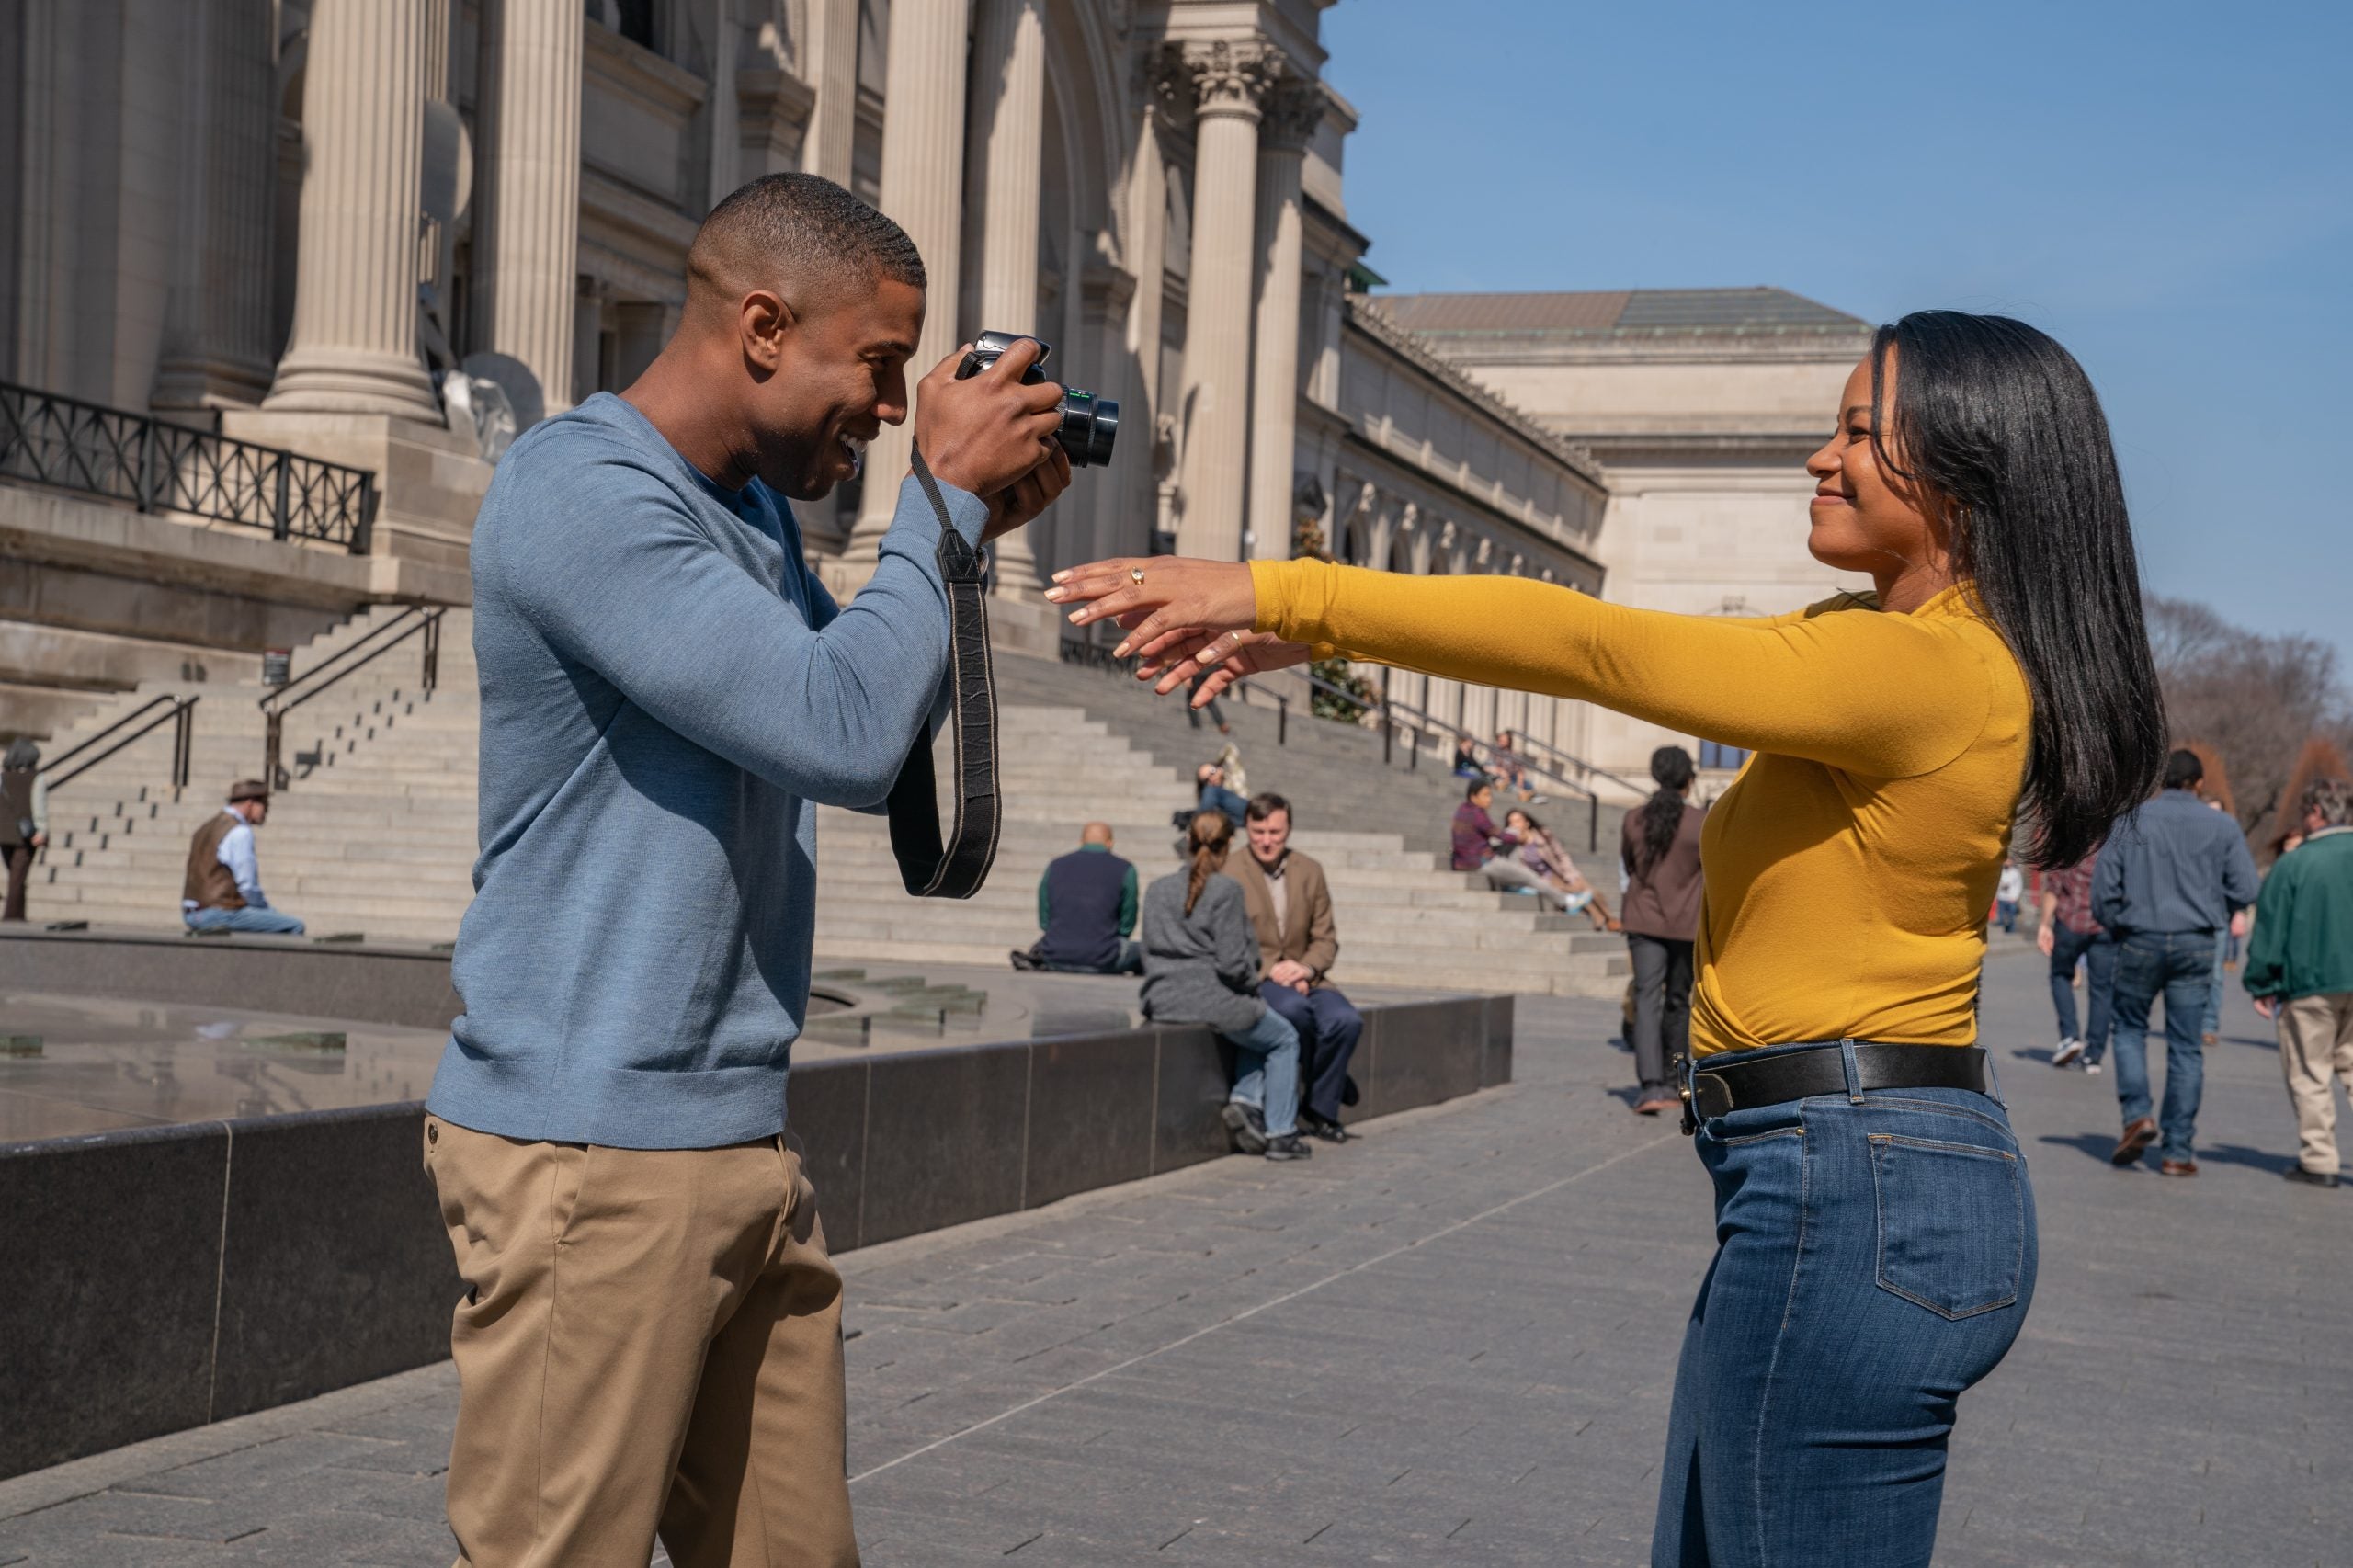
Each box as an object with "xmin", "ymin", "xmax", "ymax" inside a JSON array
[
  {"xmin": 152, "ymin": 0, "xmax": 278, "ymax": 411},
  {"xmin": 830, "ymin": 0, "xmax": 970, "ymax": 597},
  {"xmin": 263, "ymin": 0, "xmax": 443, "ymax": 418},
  {"xmin": 1245, "ymin": 78, "xmax": 1319, "ymax": 560},
  {"xmin": 472, "ymin": 0, "xmax": 584, "ymax": 419},
  {"xmin": 1172, "ymin": 41, "xmax": 1271, "ymax": 562},
  {"xmin": 963, "ymin": 0, "xmax": 1048, "ymax": 613},
  {"xmin": 799, "ymin": 0, "xmax": 860, "ymax": 186}
]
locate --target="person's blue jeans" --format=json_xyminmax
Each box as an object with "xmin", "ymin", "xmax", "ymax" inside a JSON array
[
  {"xmin": 2108, "ymin": 930, "xmax": 2216, "ymax": 1161},
  {"xmin": 1654, "ymin": 1047, "xmax": 2036, "ymax": 1567},
  {"xmin": 184, "ymin": 905, "xmax": 306, "ymax": 937},
  {"xmin": 1223, "ymin": 1006, "xmax": 1302, "ymax": 1138},
  {"xmin": 1037, "ymin": 940, "xmax": 1142, "ymax": 976},
  {"xmin": 2048, "ymin": 926, "xmax": 2118, "ymax": 1063},
  {"xmin": 1198, "ymin": 785, "xmax": 1248, "ymax": 827},
  {"xmin": 1258, "ymin": 982, "xmax": 1362, "ymax": 1121},
  {"xmin": 2200, "ymin": 929, "xmax": 2229, "ymax": 1038}
]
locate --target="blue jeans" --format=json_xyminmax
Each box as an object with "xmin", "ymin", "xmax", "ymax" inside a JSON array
[
  {"xmin": 1198, "ymin": 785, "xmax": 1248, "ymax": 827},
  {"xmin": 2109, "ymin": 931, "xmax": 2216, "ymax": 1161},
  {"xmin": 2048, "ymin": 926, "xmax": 2118, "ymax": 1062},
  {"xmin": 2200, "ymin": 930, "xmax": 2228, "ymax": 1037},
  {"xmin": 1223, "ymin": 1006, "xmax": 1302, "ymax": 1138},
  {"xmin": 1655, "ymin": 1047, "xmax": 2036, "ymax": 1567},
  {"xmin": 1259, "ymin": 982, "xmax": 1362, "ymax": 1121},
  {"xmin": 184, "ymin": 905, "xmax": 306, "ymax": 937}
]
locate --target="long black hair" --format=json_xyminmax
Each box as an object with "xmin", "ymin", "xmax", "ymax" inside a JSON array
[
  {"xmin": 1868, "ymin": 312, "xmax": 2165, "ymax": 869},
  {"xmin": 1628, "ymin": 744, "xmax": 1695, "ymax": 881}
]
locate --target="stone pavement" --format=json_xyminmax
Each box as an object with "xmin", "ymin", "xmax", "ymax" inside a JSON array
[{"xmin": 4, "ymin": 950, "xmax": 2347, "ymax": 1565}]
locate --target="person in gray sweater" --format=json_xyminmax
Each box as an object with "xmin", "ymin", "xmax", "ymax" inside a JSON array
[{"xmin": 1142, "ymin": 812, "xmax": 1312, "ymax": 1161}]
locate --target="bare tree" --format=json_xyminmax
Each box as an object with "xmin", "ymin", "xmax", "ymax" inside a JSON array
[{"xmin": 2144, "ymin": 594, "xmax": 2347, "ymax": 844}]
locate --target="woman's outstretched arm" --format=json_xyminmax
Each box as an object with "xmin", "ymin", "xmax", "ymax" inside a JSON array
[{"xmin": 1051, "ymin": 556, "xmax": 1995, "ymax": 780}]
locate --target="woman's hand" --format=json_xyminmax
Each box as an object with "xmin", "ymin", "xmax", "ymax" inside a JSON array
[{"xmin": 1046, "ymin": 556, "xmax": 1302, "ymax": 701}]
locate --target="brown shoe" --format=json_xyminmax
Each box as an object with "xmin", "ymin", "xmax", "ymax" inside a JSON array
[
  {"xmin": 1632, "ymin": 1096, "xmax": 1680, "ymax": 1117},
  {"xmin": 2110, "ymin": 1118, "xmax": 2158, "ymax": 1165},
  {"xmin": 2159, "ymin": 1158, "xmax": 2199, "ymax": 1177}
]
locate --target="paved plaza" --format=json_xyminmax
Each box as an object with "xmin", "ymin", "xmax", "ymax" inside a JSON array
[{"xmin": 4, "ymin": 949, "xmax": 2347, "ymax": 1566}]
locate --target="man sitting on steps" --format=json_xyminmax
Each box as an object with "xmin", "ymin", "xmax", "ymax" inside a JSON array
[
  {"xmin": 1227, "ymin": 792, "xmax": 1361, "ymax": 1142},
  {"xmin": 181, "ymin": 779, "xmax": 305, "ymax": 937},
  {"xmin": 1013, "ymin": 821, "xmax": 1142, "ymax": 974}
]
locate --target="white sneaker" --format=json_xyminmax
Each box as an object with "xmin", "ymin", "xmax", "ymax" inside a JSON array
[
  {"xmin": 2086, "ymin": 1061, "xmax": 2104, "ymax": 1075},
  {"xmin": 2052, "ymin": 1038, "xmax": 2085, "ymax": 1068}
]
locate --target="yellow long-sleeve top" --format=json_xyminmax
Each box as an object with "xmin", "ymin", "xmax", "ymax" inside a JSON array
[{"xmin": 1250, "ymin": 561, "xmax": 2031, "ymax": 1057}]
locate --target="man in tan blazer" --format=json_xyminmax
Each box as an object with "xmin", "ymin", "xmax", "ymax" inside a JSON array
[{"xmin": 1226, "ymin": 792, "xmax": 1362, "ymax": 1142}]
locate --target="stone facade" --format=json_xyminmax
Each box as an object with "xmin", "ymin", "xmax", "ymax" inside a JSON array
[{"xmin": 2, "ymin": 3, "xmax": 1840, "ymax": 790}]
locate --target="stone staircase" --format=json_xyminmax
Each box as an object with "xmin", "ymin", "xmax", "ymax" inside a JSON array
[{"xmin": 28, "ymin": 612, "xmax": 1631, "ymax": 996}]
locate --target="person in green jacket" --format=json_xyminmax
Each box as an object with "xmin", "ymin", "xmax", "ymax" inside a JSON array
[{"xmin": 2245, "ymin": 778, "xmax": 2353, "ymax": 1187}]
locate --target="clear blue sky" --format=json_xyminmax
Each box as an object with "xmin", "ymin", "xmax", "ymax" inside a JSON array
[{"xmin": 1323, "ymin": 0, "xmax": 2351, "ymax": 667}]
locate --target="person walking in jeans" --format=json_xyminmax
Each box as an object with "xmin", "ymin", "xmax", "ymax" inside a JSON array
[
  {"xmin": 2039, "ymin": 848, "xmax": 2116, "ymax": 1072},
  {"xmin": 1051, "ymin": 311, "xmax": 2169, "ymax": 1563},
  {"xmin": 2244, "ymin": 778, "xmax": 2353, "ymax": 1187},
  {"xmin": 1620, "ymin": 745, "xmax": 1704, "ymax": 1115},
  {"xmin": 1141, "ymin": 811, "xmax": 1312, "ymax": 1162},
  {"xmin": 2093, "ymin": 748, "xmax": 2260, "ymax": 1175}
]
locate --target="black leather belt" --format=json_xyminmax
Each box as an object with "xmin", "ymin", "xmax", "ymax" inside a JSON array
[
  {"xmin": 883, "ymin": 448, "xmax": 1000, "ymax": 901},
  {"xmin": 1682, "ymin": 1041, "xmax": 1990, "ymax": 1134}
]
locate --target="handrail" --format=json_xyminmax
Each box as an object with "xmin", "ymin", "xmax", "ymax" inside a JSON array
[
  {"xmin": 38, "ymin": 694, "xmax": 199, "ymax": 792},
  {"xmin": 258, "ymin": 607, "xmax": 444, "ymax": 789},
  {"xmin": 1506, "ymin": 728, "xmax": 1649, "ymax": 801},
  {"xmin": 1, "ymin": 379, "xmax": 378, "ymax": 551}
]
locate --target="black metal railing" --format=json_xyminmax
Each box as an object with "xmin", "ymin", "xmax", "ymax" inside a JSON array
[
  {"xmin": 0, "ymin": 381, "xmax": 378, "ymax": 552},
  {"xmin": 259, "ymin": 608, "xmax": 443, "ymax": 789},
  {"xmin": 38, "ymin": 694, "xmax": 199, "ymax": 793}
]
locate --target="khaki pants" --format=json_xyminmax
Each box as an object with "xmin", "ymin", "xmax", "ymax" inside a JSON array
[
  {"xmin": 423, "ymin": 1116, "xmax": 858, "ymax": 1568},
  {"xmin": 2278, "ymin": 992, "xmax": 2353, "ymax": 1176}
]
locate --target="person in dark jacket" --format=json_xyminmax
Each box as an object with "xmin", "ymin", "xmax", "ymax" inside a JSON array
[
  {"xmin": 1014, "ymin": 822, "xmax": 1141, "ymax": 973},
  {"xmin": 1620, "ymin": 746, "xmax": 1705, "ymax": 1114},
  {"xmin": 2244, "ymin": 778, "xmax": 2353, "ymax": 1187},
  {"xmin": 2, "ymin": 739, "xmax": 46, "ymax": 923},
  {"xmin": 1141, "ymin": 811, "xmax": 1310, "ymax": 1161},
  {"xmin": 2092, "ymin": 748, "xmax": 2261, "ymax": 1174}
]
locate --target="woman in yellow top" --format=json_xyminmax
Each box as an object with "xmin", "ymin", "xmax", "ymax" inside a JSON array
[{"xmin": 1048, "ymin": 312, "xmax": 2165, "ymax": 1566}]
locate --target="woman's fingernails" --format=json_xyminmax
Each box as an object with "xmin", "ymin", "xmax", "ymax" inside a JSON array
[
  {"xmin": 1043, "ymin": 587, "xmax": 1065, "ymax": 601},
  {"xmin": 1112, "ymin": 642, "xmax": 1131, "ymax": 658},
  {"xmin": 1067, "ymin": 609, "xmax": 1086, "ymax": 623},
  {"xmin": 1051, "ymin": 570, "xmax": 1069, "ymax": 582}
]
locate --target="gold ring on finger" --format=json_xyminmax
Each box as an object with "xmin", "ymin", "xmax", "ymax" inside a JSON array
[{"xmin": 1130, "ymin": 567, "xmax": 1146, "ymax": 586}]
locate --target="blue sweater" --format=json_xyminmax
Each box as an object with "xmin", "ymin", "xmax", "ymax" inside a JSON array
[{"xmin": 426, "ymin": 393, "xmax": 986, "ymax": 1149}]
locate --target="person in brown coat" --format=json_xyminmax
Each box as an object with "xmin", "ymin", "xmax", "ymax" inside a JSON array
[
  {"xmin": 1226, "ymin": 792, "xmax": 1361, "ymax": 1142},
  {"xmin": 2, "ymin": 739, "xmax": 47, "ymax": 923},
  {"xmin": 1621, "ymin": 746, "xmax": 1705, "ymax": 1114}
]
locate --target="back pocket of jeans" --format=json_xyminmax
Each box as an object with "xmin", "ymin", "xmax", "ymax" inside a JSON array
[{"xmin": 1869, "ymin": 1133, "xmax": 2024, "ymax": 1320}]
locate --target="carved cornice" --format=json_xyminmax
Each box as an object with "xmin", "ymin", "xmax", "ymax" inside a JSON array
[
  {"xmin": 1158, "ymin": 39, "xmax": 1280, "ymax": 122},
  {"xmin": 1257, "ymin": 76, "xmax": 1324, "ymax": 153}
]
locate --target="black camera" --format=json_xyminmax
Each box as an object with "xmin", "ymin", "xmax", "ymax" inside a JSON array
[{"xmin": 954, "ymin": 330, "xmax": 1118, "ymax": 468}]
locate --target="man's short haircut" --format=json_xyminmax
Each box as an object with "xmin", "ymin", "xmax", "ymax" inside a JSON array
[
  {"xmin": 1465, "ymin": 776, "xmax": 1493, "ymax": 801},
  {"xmin": 1246, "ymin": 792, "xmax": 1291, "ymax": 824},
  {"xmin": 688, "ymin": 174, "xmax": 924, "ymax": 305},
  {"xmin": 2161, "ymin": 748, "xmax": 2204, "ymax": 790},
  {"xmin": 2303, "ymin": 778, "xmax": 2353, "ymax": 827}
]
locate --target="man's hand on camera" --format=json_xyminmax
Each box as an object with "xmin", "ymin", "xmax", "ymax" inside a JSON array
[{"xmin": 914, "ymin": 338, "xmax": 1070, "ymax": 543}]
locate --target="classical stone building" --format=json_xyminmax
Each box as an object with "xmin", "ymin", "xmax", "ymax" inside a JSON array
[
  {"xmin": 1376, "ymin": 288, "xmax": 1878, "ymax": 775},
  {"xmin": 3, "ymin": 0, "xmax": 1616, "ymax": 756}
]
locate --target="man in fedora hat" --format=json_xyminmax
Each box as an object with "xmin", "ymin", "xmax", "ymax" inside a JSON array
[{"xmin": 182, "ymin": 779, "xmax": 304, "ymax": 936}]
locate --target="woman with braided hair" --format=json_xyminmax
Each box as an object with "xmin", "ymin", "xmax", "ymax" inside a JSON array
[
  {"xmin": 1621, "ymin": 745, "xmax": 1706, "ymax": 1116},
  {"xmin": 1140, "ymin": 810, "xmax": 1313, "ymax": 1162}
]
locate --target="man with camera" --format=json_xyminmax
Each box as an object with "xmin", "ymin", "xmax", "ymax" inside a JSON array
[{"xmin": 421, "ymin": 174, "xmax": 1070, "ymax": 1568}]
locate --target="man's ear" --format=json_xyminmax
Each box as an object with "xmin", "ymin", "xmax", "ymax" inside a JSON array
[{"xmin": 740, "ymin": 289, "xmax": 794, "ymax": 373}]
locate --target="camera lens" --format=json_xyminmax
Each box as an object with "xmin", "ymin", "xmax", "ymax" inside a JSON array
[{"xmin": 1055, "ymin": 389, "xmax": 1119, "ymax": 468}]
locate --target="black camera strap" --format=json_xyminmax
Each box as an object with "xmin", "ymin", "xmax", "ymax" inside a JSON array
[{"xmin": 885, "ymin": 448, "xmax": 1001, "ymax": 900}]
